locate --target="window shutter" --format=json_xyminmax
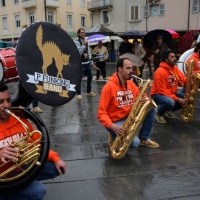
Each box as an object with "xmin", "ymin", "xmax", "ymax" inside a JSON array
[
  {"xmin": 144, "ymin": 5, "xmax": 149, "ymax": 17},
  {"xmin": 159, "ymin": 4, "xmax": 165, "ymax": 16},
  {"xmin": 192, "ymin": 0, "xmax": 199, "ymax": 12}
]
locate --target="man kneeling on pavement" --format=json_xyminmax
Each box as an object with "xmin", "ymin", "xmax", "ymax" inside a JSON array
[
  {"xmin": 97, "ymin": 58, "xmax": 159, "ymax": 149},
  {"xmin": 150, "ymin": 49, "xmax": 187, "ymax": 123}
]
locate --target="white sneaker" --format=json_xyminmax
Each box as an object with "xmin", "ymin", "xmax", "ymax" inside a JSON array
[
  {"xmin": 32, "ymin": 107, "xmax": 43, "ymax": 113},
  {"xmin": 77, "ymin": 95, "xmax": 82, "ymax": 100}
]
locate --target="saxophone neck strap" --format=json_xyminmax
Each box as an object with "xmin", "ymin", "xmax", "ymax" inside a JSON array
[{"xmin": 169, "ymin": 69, "xmax": 184, "ymax": 86}]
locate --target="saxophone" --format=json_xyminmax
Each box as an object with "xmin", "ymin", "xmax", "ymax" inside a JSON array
[
  {"xmin": 108, "ymin": 76, "xmax": 157, "ymax": 160},
  {"xmin": 181, "ymin": 60, "xmax": 200, "ymax": 122}
]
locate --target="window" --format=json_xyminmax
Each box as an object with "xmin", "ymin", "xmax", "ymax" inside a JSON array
[
  {"xmin": 47, "ymin": 12, "xmax": 53, "ymax": 23},
  {"xmin": 129, "ymin": 5, "xmax": 140, "ymax": 21},
  {"xmin": 29, "ymin": 12, "xmax": 35, "ymax": 24},
  {"xmin": 101, "ymin": 10, "xmax": 109, "ymax": 24},
  {"xmin": 144, "ymin": 4, "xmax": 165, "ymax": 17},
  {"xmin": 67, "ymin": 14, "xmax": 72, "ymax": 26},
  {"xmin": 14, "ymin": 0, "xmax": 18, "ymax": 4},
  {"xmin": 1, "ymin": 0, "xmax": 5, "ymax": 7},
  {"xmin": 81, "ymin": 0, "xmax": 85, "ymax": 7},
  {"xmin": 192, "ymin": 0, "xmax": 199, "ymax": 12},
  {"xmin": 67, "ymin": 0, "xmax": 71, "ymax": 5},
  {"xmin": 81, "ymin": 16, "xmax": 85, "ymax": 27},
  {"xmin": 2, "ymin": 17, "xmax": 8, "ymax": 29},
  {"xmin": 15, "ymin": 15, "xmax": 20, "ymax": 28}
]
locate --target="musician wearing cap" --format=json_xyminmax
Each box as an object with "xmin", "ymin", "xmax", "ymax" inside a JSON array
[
  {"xmin": 151, "ymin": 35, "xmax": 168, "ymax": 72},
  {"xmin": 150, "ymin": 49, "xmax": 187, "ymax": 124},
  {"xmin": 0, "ymin": 83, "xmax": 66, "ymax": 199},
  {"xmin": 92, "ymin": 40, "xmax": 108, "ymax": 80}
]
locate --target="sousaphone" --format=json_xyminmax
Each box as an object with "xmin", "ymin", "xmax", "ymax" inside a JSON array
[{"xmin": 0, "ymin": 21, "xmax": 82, "ymax": 193}]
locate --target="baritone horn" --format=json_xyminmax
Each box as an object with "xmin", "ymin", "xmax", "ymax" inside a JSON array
[{"xmin": 0, "ymin": 109, "xmax": 42, "ymax": 182}]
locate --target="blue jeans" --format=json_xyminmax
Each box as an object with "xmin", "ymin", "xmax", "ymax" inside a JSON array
[
  {"xmin": 152, "ymin": 93, "xmax": 185, "ymax": 116},
  {"xmin": 0, "ymin": 162, "xmax": 59, "ymax": 200},
  {"xmin": 77, "ymin": 63, "xmax": 93, "ymax": 95},
  {"xmin": 32, "ymin": 99, "xmax": 38, "ymax": 108},
  {"xmin": 107, "ymin": 108, "xmax": 156, "ymax": 149}
]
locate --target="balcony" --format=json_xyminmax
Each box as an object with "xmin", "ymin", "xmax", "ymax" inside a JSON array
[
  {"xmin": 46, "ymin": 0, "xmax": 59, "ymax": 8},
  {"xmin": 21, "ymin": 0, "xmax": 36, "ymax": 9},
  {"xmin": 87, "ymin": 0, "xmax": 113, "ymax": 12}
]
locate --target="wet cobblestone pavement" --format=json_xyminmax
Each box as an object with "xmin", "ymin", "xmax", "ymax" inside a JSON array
[{"xmin": 8, "ymin": 62, "xmax": 200, "ymax": 200}]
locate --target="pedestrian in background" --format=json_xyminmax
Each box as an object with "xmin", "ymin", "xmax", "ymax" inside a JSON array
[
  {"xmin": 151, "ymin": 35, "xmax": 168, "ymax": 72},
  {"xmin": 74, "ymin": 28, "xmax": 96, "ymax": 100},
  {"xmin": 92, "ymin": 40, "xmax": 108, "ymax": 80},
  {"xmin": 119, "ymin": 37, "xmax": 132, "ymax": 55}
]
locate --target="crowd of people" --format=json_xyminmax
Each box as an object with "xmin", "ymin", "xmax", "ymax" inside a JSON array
[{"xmin": 0, "ymin": 27, "xmax": 199, "ymax": 199}]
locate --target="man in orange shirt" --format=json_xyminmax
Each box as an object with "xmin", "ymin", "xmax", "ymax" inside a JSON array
[
  {"xmin": 150, "ymin": 49, "xmax": 187, "ymax": 123},
  {"xmin": 0, "ymin": 83, "xmax": 66, "ymax": 200},
  {"xmin": 97, "ymin": 58, "xmax": 159, "ymax": 149},
  {"xmin": 187, "ymin": 42, "xmax": 200, "ymax": 72}
]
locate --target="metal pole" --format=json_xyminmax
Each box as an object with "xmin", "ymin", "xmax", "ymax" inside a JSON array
[{"xmin": 44, "ymin": 0, "xmax": 47, "ymax": 21}]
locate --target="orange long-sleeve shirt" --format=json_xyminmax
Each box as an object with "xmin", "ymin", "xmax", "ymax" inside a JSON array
[
  {"xmin": 186, "ymin": 52, "xmax": 200, "ymax": 73},
  {"xmin": 97, "ymin": 73, "xmax": 139, "ymax": 128},
  {"xmin": 0, "ymin": 115, "xmax": 60, "ymax": 173},
  {"xmin": 150, "ymin": 62, "xmax": 187, "ymax": 101}
]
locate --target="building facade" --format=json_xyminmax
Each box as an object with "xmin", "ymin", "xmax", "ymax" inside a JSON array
[
  {"xmin": 0, "ymin": 0, "xmax": 92, "ymax": 41},
  {"xmin": 87, "ymin": 0, "xmax": 200, "ymax": 34}
]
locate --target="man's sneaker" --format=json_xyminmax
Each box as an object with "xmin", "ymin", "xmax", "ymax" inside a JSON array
[
  {"xmin": 140, "ymin": 139, "xmax": 159, "ymax": 148},
  {"xmin": 77, "ymin": 95, "xmax": 82, "ymax": 100},
  {"xmin": 86, "ymin": 92, "xmax": 96, "ymax": 96},
  {"xmin": 165, "ymin": 110, "xmax": 175, "ymax": 119},
  {"xmin": 32, "ymin": 107, "xmax": 43, "ymax": 113},
  {"xmin": 155, "ymin": 113, "xmax": 166, "ymax": 123}
]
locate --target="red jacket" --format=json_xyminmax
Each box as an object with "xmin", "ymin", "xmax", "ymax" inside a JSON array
[
  {"xmin": 0, "ymin": 115, "xmax": 60, "ymax": 173},
  {"xmin": 97, "ymin": 72, "xmax": 139, "ymax": 128},
  {"xmin": 187, "ymin": 52, "xmax": 200, "ymax": 73},
  {"xmin": 150, "ymin": 62, "xmax": 187, "ymax": 101}
]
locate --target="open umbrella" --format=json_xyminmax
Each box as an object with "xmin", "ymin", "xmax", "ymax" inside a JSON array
[
  {"xmin": 87, "ymin": 34, "xmax": 106, "ymax": 43},
  {"xmin": 165, "ymin": 29, "xmax": 179, "ymax": 39},
  {"xmin": 143, "ymin": 29, "xmax": 172, "ymax": 50},
  {"xmin": 178, "ymin": 30, "xmax": 200, "ymax": 53},
  {"xmin": 119, "ymin": 53, "xmax": 144, "ymax": 66},
  {"xmin": 120, "ymin": 30, "xmax": 147, "ymax": 39}
]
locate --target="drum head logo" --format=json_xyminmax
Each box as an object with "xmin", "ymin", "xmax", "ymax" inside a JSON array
[{"xmin": 16, "ymin": 22, "xmax": 82, "ymax": 106}]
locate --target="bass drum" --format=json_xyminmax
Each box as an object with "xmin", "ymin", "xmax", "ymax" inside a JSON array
[
  {"xmin": 0, "ymin": 48, "xmax": 19, "ymax": 83},
  {"xmin": 177, "ymin": 48, "xmax": 194, "ymax": 75}
]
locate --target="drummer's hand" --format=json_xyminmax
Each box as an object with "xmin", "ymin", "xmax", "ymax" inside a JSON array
[
  {"xmin": 0, "ymin": 145, "xmax": 18, "ymax": 163},
  {"xmin": 110, "ymin": 123, "xmax": 125, "ymax": 137}
]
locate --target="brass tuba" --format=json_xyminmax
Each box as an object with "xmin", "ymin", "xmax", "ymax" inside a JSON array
[
  {"xmin": 108, "ymin": 76, "xmax": 157, "ymax": 160},
  {"xmin": 0, "ymin": 107, "xmax": 49, "ymax": 193},
  {"xmin": 181, "ymin": 60, "xmax": 200, "ymax": 122}
]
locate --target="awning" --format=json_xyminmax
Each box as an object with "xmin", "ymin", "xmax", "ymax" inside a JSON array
[{"xmin": 110, "ymin": 36, "xmax": 123, "ymax": 42}]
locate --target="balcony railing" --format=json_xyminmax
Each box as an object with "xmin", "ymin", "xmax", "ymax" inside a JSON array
[
  {"xmin": 21, "ymin": 0, "xmax": 36, "ymax": 9},
  {"xmin": 87, "ymin": 0, "xmax": 113, "ymax": 11},
  {"xmin": 46, "ymin": 0, "xmax": 59, "ymax": 8}
]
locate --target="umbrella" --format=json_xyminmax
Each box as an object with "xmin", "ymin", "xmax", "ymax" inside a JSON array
[
  {"xmin": 119, "ymin": 53, "xmax": 144, "ymax": 66},
  {"xmin": 87, "ymin": 36, "xmax": 110, "ymax": 46},
  {"xmin": 178, "ymin": 30, "xmax": 200, "ymax": 53},
  {"xmin": 143, "ymin": 29, "xmax": 172, "ymax": 50},
  {"xmin": 120, "ymin": 30, "xmax": 147, "ymax": 39},
  {"xmin": 165, "ymin": 29, "xmax": 179, "ymax": 39},
  {"xmin": 87, "ymin": 34, "xmax": 106, "ymax": 43}
]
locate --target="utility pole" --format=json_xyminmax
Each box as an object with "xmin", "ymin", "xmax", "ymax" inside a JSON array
[{"xmin": 44, "ymin": 0, "xmax": 47, "ymax": 21}]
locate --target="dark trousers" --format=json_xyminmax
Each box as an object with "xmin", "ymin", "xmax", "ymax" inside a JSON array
[{"xmin": 96, "ymin": 61, "xmax": 106, "ymax": 78}]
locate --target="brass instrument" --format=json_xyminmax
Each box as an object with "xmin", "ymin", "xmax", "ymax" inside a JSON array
[
  {"xmin": 0, "ymin": 109, "xmax": 42, "ymax": 182},
  {"xmin": 181, "ymin": 60, "xmax": 200, "ymax": 122},
  {"xmin": 108, "ymin": 76, "xmax": 157, "ymax": 160}
]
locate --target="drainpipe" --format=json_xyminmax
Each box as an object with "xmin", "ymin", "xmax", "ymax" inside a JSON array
[
  {"xmin": 146, "ymin": 0, "xmax": 147, "ymax": 31},
  {"xmin": 44, "ymin": 0, "xmax": 47, "ymax": 21},
  {"xmin": 187, "ymin": 0, "xmax": 190, "ymax": 31},
  {"xmin": 126, "ymin": 0, "xmax": 128, "ymax": 31}
]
